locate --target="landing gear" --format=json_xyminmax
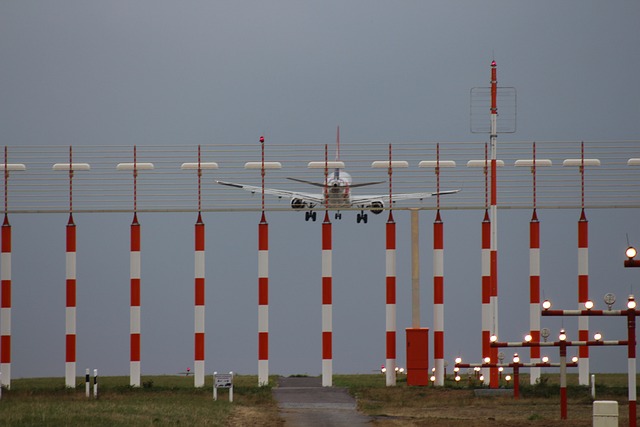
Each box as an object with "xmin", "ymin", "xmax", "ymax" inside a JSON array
[
  {"xmin": 334, "ymin": 212, "xmax": 342, "ymax": 220},
  {"xmin": 305, "ymin": 211, "xmax": 317, "ymax": 222},
  {"xmin": 356, "ymin": 211, "xmax": 368, "ymax": 224}
]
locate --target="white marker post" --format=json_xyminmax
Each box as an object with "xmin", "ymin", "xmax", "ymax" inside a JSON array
[
  {"xmin": 85, "ymin": 368, "xmax": 90, "ymax": 398},
  {"xmin": 93, "ymin": 369, "xmax": 98, "ymax": 398}
]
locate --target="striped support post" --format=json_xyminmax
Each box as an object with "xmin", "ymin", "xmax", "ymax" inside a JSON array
[
  {"xmin": 627, "ymin": 309, "xmax": 636, "ymax": 426},
  {"xmin": 577, "ymin": 209, "xmax": 589, "ymax": 385},
  {"xmin": 489, "ymin": 60, "xmax": 500, "ymax": 389},
  {"xmin": 529, "ymin": 210, "xmax": 541, "ymax": 384},
  {"xmin": 258, "ymin": 213, "xmax": 269, "ymax": 386},
  {"xmin": 1, "ymin": 215, "xmax": 11, "ymax": 388},
  {"xmin": 481, "ymin": 210, "xmax": 491, "ymax": 385},
  {"xmin": 385, "ymin": 212, "xmax": 396, "ymax": 386},
  {"xmin": 130, "ymin": 214, "xmax": 141, "ymax": 387},
  {"xmin": 321, "ymin": 211, "xmax": 332, "ymax": 386},
  {"xmin": 433, "ymin": 210, "xmax": 444, "ymax": 386},
  {"xmin": 194, "ymin": 213, "xmax": 205, "ymax": 387},
  {"xmin": 65, "ymin": 214, "xmax": 77, "ymax": 388}
]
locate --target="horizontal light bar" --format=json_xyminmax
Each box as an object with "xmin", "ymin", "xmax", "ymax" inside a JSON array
[
  {"xmin": 418, "ymin": 160, "xmax": 456, "ymax": 168},
  {"xmin": 628, "ymin": 158, "xmax": 640, "ymax": 166},
  {"xmin": 116, "ymin": 162, "xmax": 155, "ymax": 171},
  {"xmin": 52, "ymin": 163, "xmax": 90, "ymax": 171},
  {"xmin": 514, "ymin": 159, "xmax": 552, "ymax": 167},
  {"xmin": 562, "ymin": 159, "xmax": 601, "ymax": 167},
  {"xmin": 0, "ymin": 164, "xmax": 26, "ymax": 171},
  {"xmin": 244, "ymin": 161, "xmax": 282, "ymax": 170},
  {"xmin": 180, "ymin": 162, "xmax": 219, "ymax": 170},
  {"xmin": 466, "ymin": 160, "xmax": 505, "ymax": 168},
  {"xmin": 371, "ymin": 160, "xmax": 408, "ymax": 168},
  {"xmin": 307, "ymin": 161, "xmax": 345, "ymax": 169}
]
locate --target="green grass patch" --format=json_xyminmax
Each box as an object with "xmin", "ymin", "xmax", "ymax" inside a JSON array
[{"xmin": 0, "ymin": 375, "xmax": 279, "ymax": 427}]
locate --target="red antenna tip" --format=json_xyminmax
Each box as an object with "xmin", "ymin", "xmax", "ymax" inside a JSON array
[
  {"xmin": 259, "ymin": 136, "xmax": 265, "ymax": 143},
  {"xmin": 491, "ymin": 60, "xmax": 497, "ymax": 67}
]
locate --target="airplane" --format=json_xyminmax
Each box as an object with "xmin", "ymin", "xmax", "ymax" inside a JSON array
[{"xmin": 216, "ymin": 129, "xmax": 460, "ymax": 223}]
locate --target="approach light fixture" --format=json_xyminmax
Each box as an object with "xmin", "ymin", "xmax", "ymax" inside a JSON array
[
  {"xmin": 455, "ymin": 357, "xmax": 462, "ymax": 364},
  {"xmin": 484, "ymin": 357, "xmax": 491, "ymax": 364},
  {"xmin": 513, "ymin": 354, "xmax": 520, "ymax": 364},
  {"xmin": 584, "ymin": 300, "xmax": 594, "ymax": 310},
  {"xmin": 490, "ymin": 335, "xmax": 498, "ymax": 343},
  {"xmin": 542, "ymin": 356, "xmax": 549, "ymax": 364},
  {"xmin": 625, "ymin": 246, "xmax": 640, "ymax": 267},
  {"xmin": 542, "ymin": 300, "xmax": 552, "ymax": 310},
  {"xmin": 594, "ymin": 332, "xmax": 602, "ymax": 341},
  {"xmin": 628, "ymin": 295, "xmax": 637, "ymax": 309},
  {"xmin": 524, "ymin": 334, "xmax": 532, "ymax": 343},
  {"xmin": 572, "ymin": 356, "xmax": 579, "ymax": 363},
  {"xmin": 559, "ymin": 329, "xmax": 567, "ymax": 341}
]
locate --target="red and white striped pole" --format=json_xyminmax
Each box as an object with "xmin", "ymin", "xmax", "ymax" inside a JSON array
[
  {"xmin": 577, "ymin": 209, "xmax": 589, "ymax": 385},
  {"xmin": 321, "ymin": 211, "xmax": 332, "ymax": 386},
  {"xmin": 489, "ymin": 60, "xmax": 500, "ymax": 388},
  {"xmin": 480, "ymin": 144, "xmax": 492, "ymax": 386},
  {"xmin": 66, "ymin": 212, "xmax": 77, "ymax": 388},
  {"xmin": 577, "ymin": 142, "xmax": 590, "ymax": 386},
  {"xmin": 529, "ymin": 210, "xmax": 541, "ymax": 384},
  {"xmin": 194, "ymin": 213, "xmax": 205, "ymax": 387},
  {"xmin": 385, "ymin": 212, "xmax": 396, "ymax": 386},
  {"xmin": 258, "ymin": 135, "xmax": 269, "ymax": 386},
  {"xmin": 194, "ymin": 146, "xmax": 206, "ymax": 388},
  {"xmin": 0, "ymin": 147, "xmax": 20, "ymax": 389},
  {"xmin": 433, "ymin": 144, "xmax": 445, "ymax": 386},
  {"xmin": 116, "ymin": 148, "xmax": 153, "ymax": 388},
  {"xmin": 321, "ymin": 144, "xmax": 333, "ymax": 387},
  {"xmin": 52, "ymin": 149, "xmax": 90, "ymax": 388},
  {"xmin": 1, "ymin": 214, "xmax": 10, "ymax": 389},
  {"xmin": 181, "ymin": 148, "xmax": 218, "ymax": 388},
  {"xmin": 529, "ymin": 143, "xmax": 541, "ymax": 384},
  {"xmin": 433, "ymin": 210, "xmax": 444, "ymax": 386},
  {"xmin": 627, "ymin": 306, "xmax": 636, "ymax": 426},
  {"xmin": 385, "ymin": 144, "xmax": 396, "ymax": 386},
  {"xmin": 65, "ymin": 147, "xmax": 77, "ymax": 388},
  {"xmin": 130, "ymin": 212, "xmax": 141, "ymax": 387}
]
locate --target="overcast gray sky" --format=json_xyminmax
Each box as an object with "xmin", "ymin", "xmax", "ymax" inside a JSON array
[{"xmin": 1, "ymin": 1, "xmax": 640, "ymax": 380}]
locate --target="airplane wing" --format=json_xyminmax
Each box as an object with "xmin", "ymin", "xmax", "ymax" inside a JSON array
[
  {"xmin": 351, "ymin": 189, "xmax": 461, "ymax": 207},
  {"xmin": 216, "ymin": 180, "xmax": 326, "ymax": 205}
]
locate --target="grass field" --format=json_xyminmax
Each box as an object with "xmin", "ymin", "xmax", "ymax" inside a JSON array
[{"xmin": 0, "ymin": 373, "xmax": 636, "ymax": 426}]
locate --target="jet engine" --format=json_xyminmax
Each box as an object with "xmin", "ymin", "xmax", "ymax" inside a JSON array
[
  {"xmin": 291, "ymin": 198, "xmax": 307, "ymax": 210},
  {"xmin": 369, "ymin": 201, "xmax": 384, "ymax": 215}
]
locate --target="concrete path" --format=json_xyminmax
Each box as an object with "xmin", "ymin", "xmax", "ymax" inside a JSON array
[{"xmin": 273, "ymin": 376, "xmax": 373, "ymax": 426}]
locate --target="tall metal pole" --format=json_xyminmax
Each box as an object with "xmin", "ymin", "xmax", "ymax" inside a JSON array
[
  {"xmin": 1, "ymin": 147, "xmax": 12, "ymax": 388},
  {"xmin": 577, "ymin": 142, "xmax": 590, "ymax": 386},
  {"xmin": 194, "ymin": 146, "xmax": 206, "ymax": 388},
  {"xmin": 433, "ymin": 144, "xmax": 445, "ymax": 386},
  {"xmin": 257, "ymin": 136, "xmax": 269, "ymax": 386},
  {"xmin": 627, "ymin": 306, "xmax": 636, "ymax": 427},
  {"xmin": 489, "ymin": 60, "xmax": 500, "ymax": 388},
  {"xmin": 529, "ymin": 142, "xmax": 541, "ymax": 384},
  {"xmin": 65, "ymin": 146, "xmax": 77, "ymax": 388},
  {"xmin": 321, "ymin": 145, "xmax": 333, "ymax": 387},
  {"xmin": 130, "ymin": 146, "xmax": 141, "ymax": 387},
  {"xmin": 385, "ymin": 144, "xmax": 397, "ymax": 386}
]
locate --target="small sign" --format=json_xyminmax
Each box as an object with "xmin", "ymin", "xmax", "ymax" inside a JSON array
[
  {"xmin": 213, "ymin": 372, "xmax": 234, "ymax": 402},
  {"xmin": 215, "ymin": 373, "xmax": 233, "ymax": 388}
]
